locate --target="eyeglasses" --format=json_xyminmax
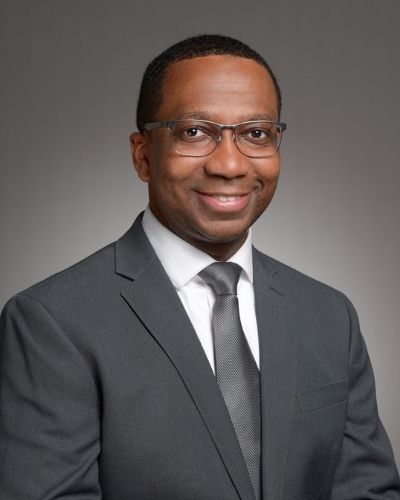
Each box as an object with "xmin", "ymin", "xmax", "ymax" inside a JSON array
[{"xmin": 143, "ymin": 119, "xmax": 287, "ymax": 158}]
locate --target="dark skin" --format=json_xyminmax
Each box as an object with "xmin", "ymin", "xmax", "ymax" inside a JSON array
[{"xmin": 130, "ymin": 55, "xmax": 281, "ymax": 261}]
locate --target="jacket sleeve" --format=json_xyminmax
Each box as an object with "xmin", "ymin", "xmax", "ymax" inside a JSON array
[
  {"xmin": 0, "ymin": 294, "xmax": 102, "ymax": 499},
  {"xmin": 330, "ymin": 297, "xmax": 400, "ymax": 499}
]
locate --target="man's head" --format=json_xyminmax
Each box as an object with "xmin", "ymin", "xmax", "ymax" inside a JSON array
[
  {"xmin": 131, "ymin": 35, "xmax": 284, "ymax": 261},
  {"xmin": 136, "ymin": 34, "xmax": 282, "ymax": 131}
]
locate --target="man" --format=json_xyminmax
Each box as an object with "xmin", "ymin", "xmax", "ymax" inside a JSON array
[{"xmin": 0, "ymin": 34, "xmax": 399, "ymax": 499}]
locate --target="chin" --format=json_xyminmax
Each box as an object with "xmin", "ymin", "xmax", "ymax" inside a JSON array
[{"xmin": 196, "ymin": 227, "xmax": 249, "ymax": 245}]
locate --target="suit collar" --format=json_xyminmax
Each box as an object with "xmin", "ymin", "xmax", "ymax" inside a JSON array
[
  {"xmin": 252, "ymin": 247, "xmax": 285, "ymax": 296},
  {"xmin": 115, "ymin": 213, "xmax": 156, "ymax": 281}
]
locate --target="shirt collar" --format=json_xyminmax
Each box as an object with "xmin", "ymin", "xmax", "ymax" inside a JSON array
[{"xmin": 141, "ymin": 206, "xmax": 254, "ymax": 289}]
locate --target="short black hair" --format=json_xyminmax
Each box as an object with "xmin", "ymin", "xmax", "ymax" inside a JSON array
[{"xmin": 136, "ymin": 34, "xmax": 282, "ymax": 131}]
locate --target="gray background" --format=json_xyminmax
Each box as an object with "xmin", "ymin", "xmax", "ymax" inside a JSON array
[{"xmin": 1, "ymin": 0, "xmax": 399, "ymax": 465}]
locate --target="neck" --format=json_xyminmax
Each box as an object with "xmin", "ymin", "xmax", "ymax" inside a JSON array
[{"xmin": 188, "ymin": 234, "xmax": 248, "ymax": 262}]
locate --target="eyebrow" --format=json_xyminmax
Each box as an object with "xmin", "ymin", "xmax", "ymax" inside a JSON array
[{"xmin": 178, "ymin": 112, "xmax": 277, "ymax": 122}]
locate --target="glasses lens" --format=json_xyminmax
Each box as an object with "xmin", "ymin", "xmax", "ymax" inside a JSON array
[
  {"xmin": 236, "ymin": 122, "xmax": 283, "ymax": 158},
  {"xmin": 171, "ymin": 120, "xmax": 218, "ymax": 157}
]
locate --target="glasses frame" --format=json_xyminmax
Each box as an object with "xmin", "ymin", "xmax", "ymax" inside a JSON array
[{"xmin": 143, "ymin": 119, "xmax": 287, "ymax": 158}]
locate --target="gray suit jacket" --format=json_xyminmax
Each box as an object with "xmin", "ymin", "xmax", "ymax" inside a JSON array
[{"xmin": 1, "ymin": 215, "xmax": 399, "ymax": 499}]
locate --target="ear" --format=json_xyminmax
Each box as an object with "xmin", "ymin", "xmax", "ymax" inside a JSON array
[{"xmin": 130, "ymin": 131, "xmax": 151, "ymax": 182}]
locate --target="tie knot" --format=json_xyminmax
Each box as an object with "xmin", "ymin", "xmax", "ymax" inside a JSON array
[{"xmin": 199, "ymin": 262, "xmax": 242, "ymax": 296}]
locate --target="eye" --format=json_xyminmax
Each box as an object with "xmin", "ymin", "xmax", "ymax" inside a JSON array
[
  {"xmin": 183, "ymin": 127, "xmax": 207, "ymax": 138},
  {"xmin": 247, "ymin": 128, "xmax": 271, "ymax": 140},
  {"xmin": 174, "ymin": 122, "xmax": 214, "ymax": 142},
  {"xmin": 239, "ymin": 124, "xmax": 276, "ymax": 145}
]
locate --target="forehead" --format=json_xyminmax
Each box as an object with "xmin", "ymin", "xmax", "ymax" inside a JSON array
[{"xmin": 157, "ymin": 55, "xmax": 278, "ymax": 122}]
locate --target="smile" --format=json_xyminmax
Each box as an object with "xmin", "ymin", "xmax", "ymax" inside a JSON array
[
  {"xmin": 196, "ymin": 192, "xmax": 251, "ymax": 212},
  {"xmin": 213, "ymin": 195, "xmax": 243, "ymax": 203}
]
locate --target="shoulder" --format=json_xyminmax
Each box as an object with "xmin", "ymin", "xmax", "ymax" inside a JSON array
[
  {"xmin": 2, "ymin": 241, "xmax": 120, "ymax": 320},
  {"xmin": 253, "ymin": 246, "xmax": 354, "ymax": 319},
  {"xmin": 26, "ymin": 242, "xmax": 115, "ymax": 297},
  {"xmin": 254, "ymin": 247, "xmax": 346, "ymax": 295}
]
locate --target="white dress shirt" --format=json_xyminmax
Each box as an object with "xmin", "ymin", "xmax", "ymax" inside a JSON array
[{"xmin": 142, "ymin": 207, "xmax": 260, "ymax": 372}]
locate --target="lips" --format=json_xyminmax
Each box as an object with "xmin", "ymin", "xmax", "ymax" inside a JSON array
[
  {"xmin": 213, "ymin": 195, "xmax": 243, "ymax": 203},
  {"xmin": 196, "ymin": 191, "xmax": 251, "ymax": 212}
]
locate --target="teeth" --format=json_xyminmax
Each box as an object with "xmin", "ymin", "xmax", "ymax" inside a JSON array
[{"xmin": 215, "ymin": 196, "xmax": 240, "ymax": 202}]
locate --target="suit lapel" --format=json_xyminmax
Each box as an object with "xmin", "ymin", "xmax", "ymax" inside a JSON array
[
  {"xmin": 115, "ymin": 216, "xmax": 256, "ymax": 500},
  {"xmin": 253, "ymin": 249, "xmax": 297, "ymax": 500}
]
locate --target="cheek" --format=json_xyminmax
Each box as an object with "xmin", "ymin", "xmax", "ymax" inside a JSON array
[
  {"xmin": 255, "ymin": 164, "xmax": 280, "ymax": 208},
  {"xmin": 149, "ymin": 154, "xmax": 203, "ymax": 191},
  {"xmin": 147, "ymin": 163, "xmax": 190, "ymax": 210},
  {"xmin": 257, "ymin": 161, "xmax": 280, "ymax": 188},
  {"xmin": 267, "ymin": 169, "xmax": 280, "ymax": 191}
]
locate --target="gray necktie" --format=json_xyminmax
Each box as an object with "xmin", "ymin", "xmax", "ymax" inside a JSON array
[{"xmin": 199, "ymin": 262, "xmax": 261, "ymax": 499}]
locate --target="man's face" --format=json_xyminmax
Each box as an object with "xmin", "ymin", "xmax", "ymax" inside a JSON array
[{"xmin": 131, "ymin": 55, "xmax": 281, "ymax": 260}]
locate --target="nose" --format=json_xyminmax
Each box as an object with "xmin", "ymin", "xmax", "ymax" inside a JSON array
[{"xmin": 204, "ymin": 129, "xmax": 251, "ymax": 178}]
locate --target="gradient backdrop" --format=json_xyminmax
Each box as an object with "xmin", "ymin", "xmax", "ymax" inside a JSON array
[{"xmin": 1, "ymin": 0, "xmax": 399, "ymax": 465}]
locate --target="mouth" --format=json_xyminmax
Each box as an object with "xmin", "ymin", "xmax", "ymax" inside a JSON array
[
  {"xmin": 210, "ymin": 195, "xmax": 244, "ymax": 203},
  {"xmin": 196, "ymin": 191, "xmax": 251, "ymax": 212}
]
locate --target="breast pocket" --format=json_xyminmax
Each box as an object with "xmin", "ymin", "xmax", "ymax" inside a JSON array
[{"xmin": 295, "ymin": 379, "xmax": 348, "ymax": 414}]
